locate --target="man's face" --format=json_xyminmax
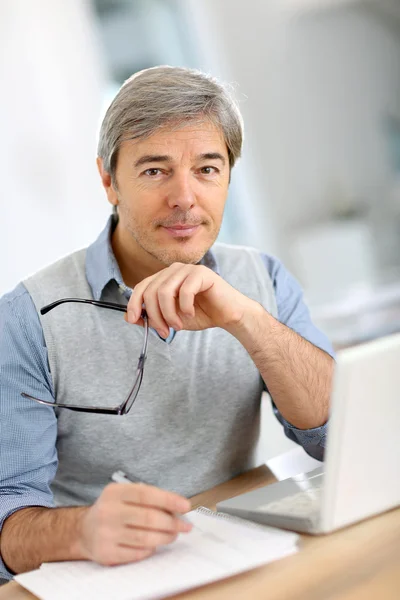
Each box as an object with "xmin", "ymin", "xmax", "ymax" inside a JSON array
[{"xmin": 104, "ymin": 120, "xmax": 230, "ymax": 267}]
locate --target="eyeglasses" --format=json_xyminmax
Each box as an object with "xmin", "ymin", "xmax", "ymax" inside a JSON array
[{"xmin": 21, "ymin": 298, "xmax": 148, "ymax": 415}]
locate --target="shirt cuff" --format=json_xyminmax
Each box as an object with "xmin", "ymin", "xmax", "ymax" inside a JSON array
[
  {"xmin": 0, "ymin": 496, "xmax": 54, "ymax": 580},
  {"xmin": 272, "ymin": 403, "xmax": 327, "ymax": 462}
]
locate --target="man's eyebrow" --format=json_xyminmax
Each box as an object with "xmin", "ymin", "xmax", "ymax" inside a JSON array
[
  {"xmin": 134, "ymin": 152, "xmax": 227, "ymax": 168},
  {"xmin": 197, "ymin": 152, "xmax": 226, "ymax": 165},
  {"xmin": 134, "ymin": 155, "xmax": 172, "ymax": 168}
]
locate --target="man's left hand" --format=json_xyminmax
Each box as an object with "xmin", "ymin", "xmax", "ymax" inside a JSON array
[{"xmin": 126, "ymin": 263, "xmax": 258, "ymax": 338}]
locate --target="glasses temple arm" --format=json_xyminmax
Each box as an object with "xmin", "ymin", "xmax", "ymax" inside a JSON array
[
  {"xmin": 41, "ymin": 298, "xmax": 130, "ymax": 315},
  {"xmin": 41, "ymin": 299, "xmax": 149, "ymax": 320}
]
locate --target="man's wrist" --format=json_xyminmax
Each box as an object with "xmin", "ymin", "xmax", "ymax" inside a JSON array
[
  {"xmin": 225, "ymin": 299, "xmax": 271, "ymax": 349},
  {"xmin": 70, "ymin": 506, "xmax": 91, "ymax": 560}
]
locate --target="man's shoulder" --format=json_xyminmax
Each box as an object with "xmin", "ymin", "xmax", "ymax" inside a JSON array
[
  {"xmin": 0, "ymin": 282, "xmax": 43, "ymax": 343},
  {"xmin": 0, "ymin": 282, "xmax": 33, "ymax": 313}
]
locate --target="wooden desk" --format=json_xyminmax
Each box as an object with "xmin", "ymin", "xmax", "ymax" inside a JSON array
[{"xmin": 1, "ymin": 465, "xmax": 399, "ymax": 600}]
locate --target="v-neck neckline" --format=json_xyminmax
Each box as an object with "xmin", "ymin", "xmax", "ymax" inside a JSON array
[{"xmin": 149, "ymin": 327, "xmax": 176, "ymax": 346}]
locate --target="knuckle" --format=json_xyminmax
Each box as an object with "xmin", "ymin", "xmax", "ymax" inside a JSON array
[
  {"xmin": 142, "ymin": 288, "xmax": 152, "ymax": 302},
  {"xmin": 143, "ymin": 282, "xmax": 158, "ymax": 297},
  {"xmin": 179, "ymin": 284, "xmax": 191, "ymax": 297},
  {"xmin": 157, "ymin": 284, "xmax": 172, "ymax": 299}
]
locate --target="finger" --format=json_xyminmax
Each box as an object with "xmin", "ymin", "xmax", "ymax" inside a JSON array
[
  {"xmin": 124, "ymin": 313, "xmax": 145, "ymax": 328},
  {"xmin": 178, "ymin": 268, "xmax": 214, "ymax": 316},
  {"xmin": 121, "ymin": 483, "xmax": 191, "ymax": 514},
  {"xmin": 127, "ymin": 274, "xmax": 157, "ymax": 324},
  {"xmin": 126, "ymin": 264, "xmax": 182, "ymax": 324},
  {"xmin": 120, "ymin": 505, "xmax": 192, "ymax": 533},
  {"xmin": 100, "ymin": 546, "xmax": 155, "ymax": 567},
  {"xmin": 157, "ymin": 266, "xmax": 195, "ymax": 329},
  {"xmin": 143, "ymin": 284, "xmax": 170, "ymax": 338}
]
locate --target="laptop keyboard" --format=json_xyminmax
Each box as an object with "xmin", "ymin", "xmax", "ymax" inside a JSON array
[{"xmin": 258, "ymin": 486, "xmax": 322, "ymax": 518}]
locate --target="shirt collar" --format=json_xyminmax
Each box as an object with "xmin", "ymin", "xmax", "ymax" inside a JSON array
[{"xmin": 86, "ymin": 215, "xmax": 219, "ymax": 301}]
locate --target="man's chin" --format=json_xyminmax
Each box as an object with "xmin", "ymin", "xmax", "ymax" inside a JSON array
[{"xmin": 151, "ymin": 242, "xmax": 213, "ymax": 267}]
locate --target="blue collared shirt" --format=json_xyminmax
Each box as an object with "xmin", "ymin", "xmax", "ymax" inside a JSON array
[{"xmin": 0, "ymin": 217, "xmax": 334, "ymax": 579}]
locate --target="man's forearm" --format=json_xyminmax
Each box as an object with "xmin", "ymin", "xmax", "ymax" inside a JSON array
[
  {"xmin": 1, "ymin": 506, "xmax": 88, "ymax": 574},
  {"xmin": 229, "ymin": 301, "xmax": 334, "ymax": 430}
]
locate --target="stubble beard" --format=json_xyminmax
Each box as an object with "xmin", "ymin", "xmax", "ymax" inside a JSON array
[{"xmin": 127, "ymin": 220, "xmax": 220, "ymax": 267}]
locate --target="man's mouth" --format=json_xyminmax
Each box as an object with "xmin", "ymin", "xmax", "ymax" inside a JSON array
[{"xmin": 161, "ymin": 223, "xmax": 201, "ymax": 238}]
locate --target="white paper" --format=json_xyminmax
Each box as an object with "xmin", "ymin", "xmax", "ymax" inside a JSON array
[
  {"xmin": 15, "ymin": 508, "xmax": 298, "ymax": 600},
  {"xmin": 266, "ymin": 446, "xmax": 322, "ymax": 481}
]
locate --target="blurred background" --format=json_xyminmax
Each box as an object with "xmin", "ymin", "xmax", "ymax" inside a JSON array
[{"xmin": 1, "ymin": 0, "xmax": 400, "ymax": 457}]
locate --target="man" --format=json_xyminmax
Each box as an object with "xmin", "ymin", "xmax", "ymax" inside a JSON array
[{"xmin": 0, "ymin": 66, "xmax": 334, "ymax": 579}]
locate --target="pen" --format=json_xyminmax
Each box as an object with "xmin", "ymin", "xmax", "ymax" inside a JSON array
[
  {"xmin": 111, "ymin": 470, "xmax": 137, "ymax": 484},
  {"xmin": 111, "ymin": 470, "xmax": 192, "ymax": 525}
]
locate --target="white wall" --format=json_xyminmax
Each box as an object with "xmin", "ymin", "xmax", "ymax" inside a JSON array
[
  {"xmin": 184, "ymin": 1, "xmax": 400, "ymax": 274},
  {"xmin": 280, "ymin": 7, "xmax": 400, "ymax": 230},
  {"xmin": 0, "ymin": 0, "xmax": 109, "ymax": 296},
  {"xmin": 279, "ymin": 6, "xmax": 400, "ymax": 292}
]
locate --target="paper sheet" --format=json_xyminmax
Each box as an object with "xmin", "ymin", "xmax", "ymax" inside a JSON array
[{"xmin": 15, "ymin": 508, "xmax": 298, "ymax": 600}]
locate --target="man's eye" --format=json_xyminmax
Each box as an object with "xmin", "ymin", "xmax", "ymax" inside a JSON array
[
  {"xmin": 144, "ymin": 168, "xmax": 162, "ymax": 176},
  {"xmin": 200, "ymin": 166, "xmax": 218, "ymax": 175}
]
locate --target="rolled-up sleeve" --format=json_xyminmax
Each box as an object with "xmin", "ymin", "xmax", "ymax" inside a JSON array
[
  {"xmin": 271, "ymin": 403, "xmax": 327, "ymax": 461},
  {"xmin": 261, "ymin": 254, "xmax": 335, "ymax": 461},
  {"xmin": 0, "ymin": 285, "xmax": 58, "ymax": 580}
]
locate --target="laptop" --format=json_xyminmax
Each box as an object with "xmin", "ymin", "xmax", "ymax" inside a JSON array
[{"xmin": 217, "ymin": 332, "xmax": 400, "ymax": 534}]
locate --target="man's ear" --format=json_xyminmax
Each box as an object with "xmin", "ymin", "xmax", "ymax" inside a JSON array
[{"xmin": 96, "ymin": 157, "xmax": 118, "ymax": 207}]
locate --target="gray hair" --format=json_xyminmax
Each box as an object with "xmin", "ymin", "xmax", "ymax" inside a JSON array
[{"xmin": 98, "ymin": 66, "xmax": 243, "ymax": 185}]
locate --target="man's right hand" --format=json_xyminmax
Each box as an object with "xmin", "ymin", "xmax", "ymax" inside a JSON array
[{"xmin": 78, "ymin": 482, "xmax": 193, "ymax": 566}]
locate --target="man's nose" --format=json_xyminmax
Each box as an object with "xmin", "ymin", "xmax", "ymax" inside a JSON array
[{"xmin": 166, "ymin": 173, "xmax": 196, "ymax": 211}]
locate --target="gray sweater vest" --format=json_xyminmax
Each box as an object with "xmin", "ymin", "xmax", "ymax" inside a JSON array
[{"xmin": 24, "ymin": 243, "xmax": 277, "ymax": 504}]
